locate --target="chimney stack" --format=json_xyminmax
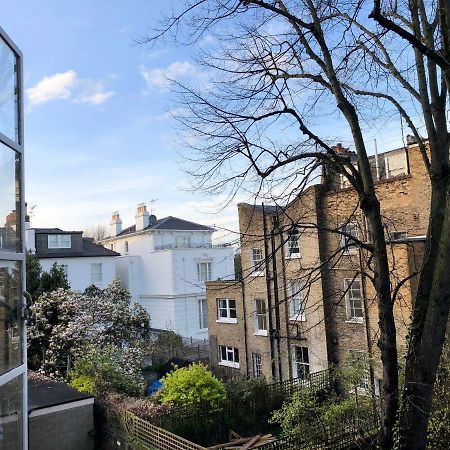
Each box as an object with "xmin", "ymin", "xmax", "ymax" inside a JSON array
[
  {"xmin": 135, "ymin": 203, "xmax": 150, "ymax": 231},
  {"xmin": 110, "ymin": 211, "xmax": 122, "ymax": 237}
]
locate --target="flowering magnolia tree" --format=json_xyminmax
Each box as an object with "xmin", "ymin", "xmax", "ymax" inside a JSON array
[{"xmin": 28, "ymin": 278, "xmax": 151, "ymax": 380}]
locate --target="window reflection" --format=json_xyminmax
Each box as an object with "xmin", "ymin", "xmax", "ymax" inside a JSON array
[
  {"xmin": 0, "ymin": 36, "xmax": 18, "ymax": 143},
  {"xmin": 0, "ymin": 261, "xmax": 21, "ymax": 375},
  {"xmin": 0, "ymin": 376, "xmax": 23, "ymax": 450},
  {"xmin": 0, "ymin": 143, "xmax": 20, "ymax": 252}
]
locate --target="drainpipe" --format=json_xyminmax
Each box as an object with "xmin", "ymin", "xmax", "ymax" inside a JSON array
[
  {"xmin": 262, "ymin": 204, "xmax": 276, "ymax": 379},
  {"xmin": 271, "ymin": 215, "xmax": 283, "ymax": 381},
  {"xmin": 241, "ymin": 279, "xmax": 250, "ymax": 377}
]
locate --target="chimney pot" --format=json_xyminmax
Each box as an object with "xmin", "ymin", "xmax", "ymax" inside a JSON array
[{"xmin": 135, "ymin": 203, "xmax": 150, "ymax": 230}]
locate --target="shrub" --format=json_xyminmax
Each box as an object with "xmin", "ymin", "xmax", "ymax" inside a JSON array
[{"xmin": 159, "ymin": 363, "xmax": 226, "ymax": 409}]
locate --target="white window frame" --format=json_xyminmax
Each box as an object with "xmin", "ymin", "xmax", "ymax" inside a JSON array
[
  {"xmin": 48, "ymin": 234, "xmax": 71, "ymax": 249},
  {"xmin": 286, "ymin": 227, "xmax": 300, "ymax": 258},
  {"xmin": 91, "ymin": 263, "xmax": 103, "ymax": 283},
  {"xmin": 197, "ymin": 261, "xmax": 212, "ymax": 282},
  {"xmin": 254, "ymin": 299, "xmax": 268, "ymax": 335},
  {"xmin": 198, "ymin": 298, "xmax": 208, "ymax": 330},
  {"xmin": 288, "ymin": 281, "xmax": 306, "ymax": 321},
  {"xmin": 292, "ymin": 346, "xmax": 310, "ymax": 380},
  {"xmin": 252, "ymin": 353, "xmax": 263, "ymax": 378},
  {"xmin": 345, "ymin": 278, "xmax": 363, "ymax": 323},
  {"xmin": 216, "ymin": 298, "xmax": 237, "ymax": 323},
  {"xmin": 251, "ymin": 248, "xmax": 264, "ymax": 276},
  {"xmin": 58, "ymin": 264, "xmax": 68, "ymax": 277},
  {"xmin": 218, "ymin": 345, "xmax": 240, "ymax": 368},
  {"xmin": 340, "ymin": 222, "xmax": 359, "ymax": 254}
]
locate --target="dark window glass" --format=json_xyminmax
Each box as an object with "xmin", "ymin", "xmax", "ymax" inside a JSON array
[
  {"xmin": 0, "ymin": 376, "xmax": 23, "ymax": 449},
  {"xmin": 0, "ymin": 261, "xmax": 22, "ymax": 374},
  {"xmin": 0, "ymin": 143, "xmax": 20, "ymax": 252},
  {"xmin": 0, "ymin": 37, "xmax": 19, "ymax": 143}
]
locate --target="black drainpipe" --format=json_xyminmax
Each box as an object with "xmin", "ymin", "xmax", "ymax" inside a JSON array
[{"xmin": 262, "ymin": 204, "xmax": 276, "ymax": 379}]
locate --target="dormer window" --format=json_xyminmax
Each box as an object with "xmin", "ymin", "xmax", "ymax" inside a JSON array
[{"xmin": 48, "ymin": 234, "xmax": 71, "ymax": 249}]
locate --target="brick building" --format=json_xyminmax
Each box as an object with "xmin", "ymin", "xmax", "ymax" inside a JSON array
[{"xmin": 206, "ymin": 140, "xmax": 428, "ymax": 389}]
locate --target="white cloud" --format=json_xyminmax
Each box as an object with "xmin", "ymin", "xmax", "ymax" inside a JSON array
[
  {"xmin": 140, "ymin": 61, "xmax": 201, "ymax": 91},
  {"xmin": 26, "ymin": 70, "xmax": 115, "ymax": 109},
  {"xmin": 26, "ymin": 70, "xmax": 77, "ymax": 107}
]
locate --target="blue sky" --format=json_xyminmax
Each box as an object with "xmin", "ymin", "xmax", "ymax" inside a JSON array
[
  {"xmin": 0, "ymin": 0, "xmax": 240, "ymax": 241},
  {"xmin": 1, "ymin": 1, "xmax": 407, "ymax": 242}
]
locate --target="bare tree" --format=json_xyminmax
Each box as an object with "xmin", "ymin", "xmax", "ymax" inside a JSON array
[
  {"xmin": 84, "ymin": 223, "xmax": 107, "ymax": 244},
  {"xmin": 144, "ymin": 1, "xmax": 450, "ymax": 448}
]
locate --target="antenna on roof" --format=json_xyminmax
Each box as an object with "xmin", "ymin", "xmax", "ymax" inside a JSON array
[{"xmin": 149, "ymin": 199, "xmax": 158, "ymax": 215}]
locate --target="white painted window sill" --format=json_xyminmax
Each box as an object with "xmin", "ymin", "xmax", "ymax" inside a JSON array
[
  {"xmin": 218, "ymin": 361, "xmax": 240, "ymax": 369},
  {"xmin": 289, "ymin": 316, "xmax": 306, "ymax": 322},
  {"xmin": 285, "ymin": 254, "xmax": 301, "ymax": 259},
  {"xmin": 216, "ymin": 318, "xmax": 238, "ymax": 324},
  {"xmin": 254, "ymin": 330, "xmax": 268, "ymax": 336},
  {"xmin": 345, "ymin": 318, "xmax": 364, "ymax": 324},
  {"xmin": 251, "ymin": 271, "xmax": 264, "ymax": 277}
]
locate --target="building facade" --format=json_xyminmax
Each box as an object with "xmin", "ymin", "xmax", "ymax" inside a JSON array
[
  {"xmin": 25, "ymin": 225, "xmax": 119, "ymax": 291},
  {"xmin": 207, "ymin": 141, "xmax": 428, "ymax": 389},
  {"xmin": 0, "ymin": 26, "xmax": 27, "ymax": 449},
  {"xmin": 102, "ymin": 204, "xmax": 235, "ymax": 340}
]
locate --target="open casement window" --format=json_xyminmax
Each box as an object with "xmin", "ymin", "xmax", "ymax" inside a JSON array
[
  {"xmin": 216, "ymin": 298, "xmax": 237, "ymax": 323},
  {"xmin": 289, "ymin": 281, "xmax": 306, "ymax": 321},
  {"xmin": 197, "ymin": 262, "xmax": 212, "ymax": 282},
  {"xmin": 251, "ymin": 248, "xmax": 263, "ymax": 275},
  {"xmin": 286, "ymin": 227, "xmax": 300, "ymax": 258},
  {"xmin": 345, "ymin": 278, "xmax": 363, "ymax": 322},
  {"xmin": 198, "ymin": 298, "xmax": 208, "ymax": 330},
  {"xmin": 292, "ymin": 346, "xmax": 310, "ymax": 380},
  {"xmin": 254, "ymin": 299, "xmax": 267, "ymax": 335},
  {"xmin": 219, "ymin": 345, "xmax": 240, "ymax": 368},
  {"xmin": 252, "ymin": 353, "xmax": 263, "ymax": 378},
  {"xmin": 340, "ymin": 222, "xmax": 359, "ymax": 254}
]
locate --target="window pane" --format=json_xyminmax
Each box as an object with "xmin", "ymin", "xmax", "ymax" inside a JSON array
[
  {"xmin": 0, "ymin": 261, "xmax": 22, "ymax": 374},
  {"xmin": 0, "ymin": 143, "xmax": 20, "ymax": 252},
  {"xmin": 0, "ymin": 37, "xmax": 19, "ymax": 143},
  {"xmin": 0, "ymin": 376, "xmax": 23, "ymax": 450}
]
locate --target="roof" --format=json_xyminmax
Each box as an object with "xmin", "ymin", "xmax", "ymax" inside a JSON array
[
  {"xmin": 113, "ymin": 215, "xmax": 214, "ymax": 238},
  {"xmin": 37, "ymin": 237, "xmax": 120, "ymax": 258},
  {"xmin": 32, "ymin": 228, "xmax": 81, "ymax": 234},
  {"xmin": 238, "ymin": 203, "xmax": 280, "ymax": 214},
  {"xmin": 28, "ymin": 375, "xmax": 93, "ymax": 412}
]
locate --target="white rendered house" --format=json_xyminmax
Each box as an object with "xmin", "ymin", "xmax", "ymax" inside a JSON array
[
  {"xmin": 25, "ymin": 223, "xmax": 119, "ymax": 292},
  {"xmin": 102, "ymin": 204, "xmax": 235, "ymax": 340}
]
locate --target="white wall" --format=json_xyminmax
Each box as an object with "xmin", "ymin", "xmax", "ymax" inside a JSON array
[{"xmin": 39, "ymin": 256, "xmax": 116, "ymax": 292}]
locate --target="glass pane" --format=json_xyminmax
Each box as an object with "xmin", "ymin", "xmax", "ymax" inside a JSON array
[
  {"xmin": 0, "ymin": 376, "xmax": 23, "ymax": 450},
  {"xmin": 0, "ymin": 37, "xmax": 18, "ymax": 143},
  {"xmin": 0, "ymin": 143, "xmax": 20, "ymax": 252},
  {"xmin": 0, "ymin": 261, "xmax": 22, "ymax": 374}
]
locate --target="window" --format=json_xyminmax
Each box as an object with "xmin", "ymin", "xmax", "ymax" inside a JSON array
[
  {"xmin": 197, "ymin": 262, "xmax": 212, "ymax": 282},
  {"xmin": 251, "ymin": 248, "xmax": 263, "ymax": 274},
  {"xmin": 124, "ymin": 241, "xmax": 129, "ymax": 253},
  {"xmin": 91, "ymin": 263, "xmax": 103, "ymax": 283},
  {"xmin": 219, "ymin": 345, "xmax": 240, "ymax": 368},
  {"xmin": 349, "ymin": 350, "xmax": 370, "ymax": 391},
  {"xmin": 252, "ymin": 353, "xmax": 263, "ymax": 378},
  {"xmin": 58, "ymin": 264, "xmax": 68, "ymax": 276},
  {"xmin": 388, "ymin": 231, "xmax": 408, "ymax": 241},
  {"xmin": 48, "ymin": 234, "xmax": 71, "ymax": 249},
  {"xmin": 254, "ymin": 299, "xmax": 267, "ymax": 334},
  {"xmin": 198, "ymin": 298, "xmax": 208, "ymax": 330},
  {"xmin": 175, "ymin": 236, "xmax": 191, "ymax": 248},
  {"xmin": 345, "ymin": 278, "xmax": 363, "ymax": 322},
  {"xmin": 293, "ymin": 346, "xmax": 310, "ymax": 379},
  {"xmin": 217, "ymin": 298, "xmax": 237, "ymax": 323},
  {"xmin": 289, "ymin": 281, "xmax": 306, "ymax": 321},
  {"xmin": 286, "ymin": 227, "xmax": 300, "ymax": 257},
  {"xmin": 340, "ymin": 222, "xmax": 359, "ymax": 254}
]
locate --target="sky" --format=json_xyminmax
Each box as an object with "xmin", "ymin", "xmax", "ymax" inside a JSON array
[{"xmin": 0, "ymin": 1, "xmax": 407, "ymax": 244}]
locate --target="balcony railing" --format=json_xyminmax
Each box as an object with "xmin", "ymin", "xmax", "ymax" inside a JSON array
[{"xmin": 154, "ymin": 242, "xmax": 230, "ymax": 251}]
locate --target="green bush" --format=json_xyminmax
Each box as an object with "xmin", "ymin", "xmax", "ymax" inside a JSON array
[{"xmin": 159, "ymin": 363, "xmax": 226, "ymax": 409}]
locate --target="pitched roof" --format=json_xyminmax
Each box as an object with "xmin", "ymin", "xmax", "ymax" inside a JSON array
[
  {"xmin": 37, "ymin": 238, "xmax": 120, "ymax": 258},
  {"xmin": 114, "ymin": 216, "xmax": 214, "ymax": 238}
]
